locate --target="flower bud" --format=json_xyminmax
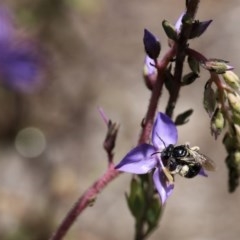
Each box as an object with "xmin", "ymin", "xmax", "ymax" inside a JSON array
[
  {"xmin": 189, "ymin": 20, "xmax": 212, "ymax": 39},
  {"xmin": 233, "ymin": 124, "xmax": 240, "ymax": 141},
  {"xmin": 234, "ymin": 151, "xmax": 240, "ymax": 166},
  {"xmin": 223, "ymin": 71, "xmax": 240, "ymax": 90},
  {"xmin": 162, "ymin": 20, "xmax": 178, "ymax": 41},
  {"xmin": 143, "ymin": 29, "xmax": 161, "ymax": 59},
  {"xmin": 226, "ymin": 153, "xmax": 240, "ymax": 192},
  {"xmin": 211, "ymin": 108, "xmax": 225, "ymax": 139},
  {"xmin": 203, "ymin": 81, "xmax": 216, "ymax": 117},
  {"xmin": 227, "ymin": 92, "xmax": 240, "ymax": 113},
  {"xmin": 223, "ymin": 132, "xmax": 238, "ymax": 152},
  {"xmin": 188, "ymin": 55, "xmax": 200, "ymax": 74},
  {"xmin": 201, "ymin": 58, "xmax": 234, "ymax": 74}
]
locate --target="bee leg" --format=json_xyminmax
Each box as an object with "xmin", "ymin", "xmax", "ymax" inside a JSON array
[
  {"xmin": 158, "ymin": 159, "xmax": 174, "ymax": 184},
  {"xmin": 162, "ymin": 166, "xmax": 174, "ymax": 184},
  {"xmin": 191, "ymin": 146, "xmax": 200, "ymax": 152},
  {"xmin": 185, "ymin": 143, "xmax": 199, "ymax": 151}
]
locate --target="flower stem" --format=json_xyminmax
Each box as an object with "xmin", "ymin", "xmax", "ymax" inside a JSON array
[
  {"xmin": 166, "ymin": 0, "xmax": 200, "ymax": 118},
  {"xmin": 139, "ymin": 46, "xmax": 176, "ymax": 144},
  {"xmin": 49, "ymin": 163, "xmax": 119, "ymax": 240}
]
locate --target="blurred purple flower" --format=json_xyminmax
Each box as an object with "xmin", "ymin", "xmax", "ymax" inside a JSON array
[
  {"xmin": 0, "ymin": 7, "xmax": 45, "ymax": 93},
  {"xmin": 115, "ymin": 112, "xmax": 178, "ymax": 204}
]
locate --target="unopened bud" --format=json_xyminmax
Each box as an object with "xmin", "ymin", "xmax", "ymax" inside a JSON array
[
  {"xmin": 104, "ymin": 121, "xmax": 119, "ymax": 156},
  {"xmin": 211, "ymin": 108, "xmax": 225, "ymax": 138},
  {"xmin": 234, "ymin": 151, "xmax": 240, "ymax": 167},
  {"xmin": 143, "ymin": 29, "xmax": 161, "ymax": 59},
  {"xmin": 203, "ymin": 81, "xmax": 216, "ymax": 117},
  {"xmin": 223, "ymin": 132, "xmax": 238, "ymax": 152},
  {"xmin": 188, "ymin": 55, "xmax": 200, "ymax": 74},
  {"xmin": 162, "ymin": 20, "xmax": 178, "ymax": 41},
  {"xmin": 223, "ymin": 71, "xmax": 240, "ymax": 90},
  {"xmin": 226, "ymin": 153, "xmax": 240, "ymax": 192},
  {"xmin": 201, "ymin": 58, "xmax": 234, "ymax": 74},
  {"xmin": 233, "ymin": 124, "xmax": 240, "ymax": 141},
  {"xmin": 227, "ymin": 93, "xmax": 240, "ymax": 113},
  {"xmin": 189, "ymin": 20, "xmax": 213, "ymax": 39}
]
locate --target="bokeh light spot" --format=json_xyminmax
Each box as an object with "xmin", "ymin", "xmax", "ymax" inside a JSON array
[{"xmin": 15, "ymin": 127, "xmax": 46, "ymax": 158}]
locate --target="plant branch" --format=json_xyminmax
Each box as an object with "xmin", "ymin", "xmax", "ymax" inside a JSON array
[
  {"xmin": 49, "ymin": 163, "xmax": 119, "ymax": 240},
  {"xmin": 166, "ymin": 0, "xmax": 200, "ymax": 118},
  {"xmin": 138, "ymin": 46, "xmax": 176, "ymax": 144}
]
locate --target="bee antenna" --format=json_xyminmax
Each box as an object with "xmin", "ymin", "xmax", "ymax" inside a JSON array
[
  {"xmin": 156, "ymin": 132, "xmax": 167, "ymax": 148},
  {"xmin": 151, "ymin": 151, "xmax": 161, "ymax": 157}
]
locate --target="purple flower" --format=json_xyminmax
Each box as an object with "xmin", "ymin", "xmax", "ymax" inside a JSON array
[
  {"xmin": 0, "ymin": 7, "xmax": 45, "ymax": 93},
  {"xmin": 115, "ymin": 112, "xmax": 178, "ymax": 204}
]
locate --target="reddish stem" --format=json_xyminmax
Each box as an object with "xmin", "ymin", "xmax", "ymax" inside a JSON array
[
  {"xmin": 50, "ymin": 163, "xmax": 119, "ymax": 240},
  {"xmin": 138, "ymin": 46, "xmax": 176, "ymax": 144},
  {"xmin": 49, "ymin": 46, "xmax": 176, "ymax": 240}
]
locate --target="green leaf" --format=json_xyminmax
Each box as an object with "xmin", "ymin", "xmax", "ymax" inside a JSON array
[
  {"xmin": 175, "ymin": 109, "xmax": 193, "ymax": 125},
  {"xmin": 146, "ymin": 198, "xmax": 161, "ymax": 227},
  {"xmin": 162, "ymin": 20, "xmax": 178, "ymax": 41},
  {"xmin": 210, "ymin": 108, "xmax": 225, "ymax": 139},
  {"xmin": 164, "ymin": 67, "xmax": 174, "ymax": 94},
  {"xmin": 200, "ymin": 58, "xmax": 233, "ymax": 74},
  {"xmin": 203, "ymin": 81, "xmax": 216, "ymax": 117},
  {"xmin": 226, "ymin": 153, "xmax": 240, "ymax": 192},
  {"xmin": 125, "ymin": 178, "xmax": 145, "ymax": 221},
  {"xmin": 223, "ymin": 132, "xmax": 239, "ymax": 152},
  {"xmin": 187, "ymin": 55, "xmax": 200, "ymax": 74},
  {"xmin": 181, "ymin": 72, "xmax": 199, "ymax": 86}
]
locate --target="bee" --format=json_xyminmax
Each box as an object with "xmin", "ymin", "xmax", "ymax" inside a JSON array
[{"xmin": 161, "ymin": 144, "xmax": 216, "ymax": 178}]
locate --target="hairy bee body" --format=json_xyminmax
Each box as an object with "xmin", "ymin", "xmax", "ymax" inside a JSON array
[{"xmin": 161, "ymin": 144, "xmax": 215, "ymax": 178}]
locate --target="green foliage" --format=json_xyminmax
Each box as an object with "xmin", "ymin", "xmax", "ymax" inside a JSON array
[
  {"xmin": 162, "ymin": 20, "xmax": 178, "ymax": 41},
  {"xmin": 181, "ymin": 72, "xmax": 199, "ymax": 86},
  {"xmin": 203, "ymin": 81, "xmax": 216, "ymax": 117},
  {"xmin": 125, "ymin": 178, "xmax": 145, "ymax": 221},
  {"xmin": 175, "ymin": 109, "xmax": 193, "ymax": 125},
  {"xmin": 126, "ymin": 176, "xmax": 162, "ymax": 239},
  {"xmin": 188, "ymin": 55, "xmax": 200, "ymax": 74}
]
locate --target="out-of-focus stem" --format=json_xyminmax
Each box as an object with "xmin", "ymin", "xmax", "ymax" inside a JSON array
[{"xmin": 49, "ymin": 163, "xmax": 119, "ymax": 240}]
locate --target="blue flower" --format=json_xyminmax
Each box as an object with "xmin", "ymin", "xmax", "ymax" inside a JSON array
[
  {"xmin": 115, "ymin": 112, "xmax": 178, "ymax": 204},
  {"xmin": 0, "ymin": 7, "xmax": 44, "ymax": 93}
]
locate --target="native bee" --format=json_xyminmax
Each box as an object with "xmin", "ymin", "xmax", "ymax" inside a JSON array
[{"xmin": 161, "ymin": 144, "xmax": 216, "ymax": 178}]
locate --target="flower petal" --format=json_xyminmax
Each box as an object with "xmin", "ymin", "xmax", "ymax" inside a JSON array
[
  {"xmin": 153, "ymin": 168, "xmax": 174, "ymax": 204},
  {"xmin": 143, "ymin": 55, "xmax": 157, "ymax": 77},
  {"xmin": 198, "ymin": 168, "xmax": 208, "ymax": 177},
  {"xmin": 152, "ymin": 112, "xmax": 178, "ymax": 150},
  {"xmin": 175, "ymin": 12, "xmax": 185, "ymax": 33},
  {"xmin": 115, "ymin": 144, "xmax": 157, "ymax": 174}
]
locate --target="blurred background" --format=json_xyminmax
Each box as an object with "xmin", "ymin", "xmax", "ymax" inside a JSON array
[{"xmin": 0, "ymin": 0, "xmax": 240, "ymax": 239}]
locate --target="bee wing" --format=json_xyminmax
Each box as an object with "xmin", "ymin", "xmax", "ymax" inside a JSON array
[
  {"xmin": 190, "ymin": 150, "xmax": 216, "ymax": 171},
  {"xmin": 200, "ymin": 154, "xmax": 216, "ymax": 171}
]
